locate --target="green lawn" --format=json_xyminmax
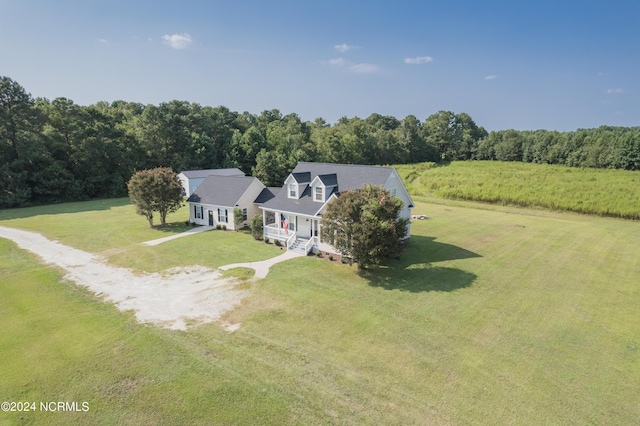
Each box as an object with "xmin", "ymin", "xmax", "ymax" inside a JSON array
[
  {"xmin": 0, "ymin": 198, "xmax": 191, "ymax": 252},
  {"xmin": 396, "ymin": 161, "xmax": 640, "ymax": 219},
  {"xmin": 1, "ymin": 198, "xmax": 639, "ymax": 424},
  {"xmin": 0, "ymin": 198, "xmax": 282, "ymax": 271}
]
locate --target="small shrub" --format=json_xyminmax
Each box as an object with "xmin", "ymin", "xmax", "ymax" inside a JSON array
[
  {"xmin": 316, "ymin": 252, "xmax": 323, "ymax": 258},
  {"xmin": 264, "ymin": 238, "xmax": 270, "ymax": 244},
  {"xmin": 250, "ymin": 214, "xmax": 264, "ymax": 240},
  {"xmin": 233, "ymin": 207, "xmax": 244, "ymax": 231},
  {"xmin": 216, "ymin": 224, "xmax": 222, "ymax": 230},
  {"xmin": 274, "ymin": 239, "xmax": 282, "ymax": 247},
  {"xmin": 222, "ymin": 225, "xmax": 227, "ymax": 231},
  {"xmin": 328, "ymin": 255, "xmax": 334, "ymax": 261}
]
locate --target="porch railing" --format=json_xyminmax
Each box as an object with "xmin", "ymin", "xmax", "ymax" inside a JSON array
[
  {"xmin": 304, "ymin": 237, "xmax": 315, "ymax": 254},
  {"xmin": 264, "ymin": 224, "xmax": 289, "ymax": 240},
  {"xmin": 286, "ymin": 232, "xmax": 297, "ymax": 249}
]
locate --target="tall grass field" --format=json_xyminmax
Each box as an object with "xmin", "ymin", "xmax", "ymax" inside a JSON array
[
  {"xmin": 396, "ymin": 161, "xmax": 640, "ymax": 219},
  {"xmin": 1, "ymin": 194, "xmax": 639, "ymax": 424}
]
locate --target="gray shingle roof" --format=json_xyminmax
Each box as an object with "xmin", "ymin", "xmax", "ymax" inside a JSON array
[
  {"xmin": 260, "ymin": 162, "xmax": 396, "ymax": 216},
  {"xmin": 187, "ymin": 176, "xmax": 258, "ymax": 206},
  {"xmin": 254, "ymin": 187, "xmax": 281, "ymax": 204},
  {"xmin": 295, "ymin": 162, "xmax": 393, "ymax": 188},
  {"xmin": 291, "ymin": 172, "xmax": 311, "ymax": 183},
  {"xmin": 180, "ymin": 168, "xmax": 244, "ymax": 179},
  {"xmin": 317, "ymin": 173, "xmax": 338, "ymax": 186}
]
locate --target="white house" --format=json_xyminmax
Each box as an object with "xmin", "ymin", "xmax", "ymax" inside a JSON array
[
  {"xmin": 258, "ymin": 162, "xmax": 414, "ymax": 255},
  {"xmin": 187, "ymin": 175, "xmax": 265, "ymax": 230},
  {"xmin": 178, "ymin": 168, "xmax": 244, "ymax": 197}
]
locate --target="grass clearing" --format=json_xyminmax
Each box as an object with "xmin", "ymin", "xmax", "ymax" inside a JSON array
[
  {"xmin": 0, "ymin": 198, "xmax": 191, "ymax": 252},
  {"xmin": 1, "ymin": 196, "xmax": 639, "ymax": 424},
  {"xmin": 0, "ymin": 199, "xmax": 282, "ymax": 272},
  {"xmin": 396, "ymin": 161, "xmax": 640, "ymax": 219}
]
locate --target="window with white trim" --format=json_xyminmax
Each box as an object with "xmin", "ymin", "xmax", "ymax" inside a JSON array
[
  {"xmin": 314, "ymin": 186, "xmax": 323, "ymax": 202},
  {"xmin": 194, "ymin": 205, "xmax": 203, "ymax": 219},
  {"xmin": 218, "ymin": 208, "xmax": 228, "ymax": 223},
  {"xmin": 242, "ymin": 208, "xmax": 247, "ymax": 221},
  {"xmin": 288, "ymin": 183, "xmax": 297, "ymax": 198}
]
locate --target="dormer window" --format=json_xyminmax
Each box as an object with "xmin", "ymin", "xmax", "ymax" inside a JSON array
[
  {"xmin": 314, "ymin": 186, "xmax": 323, "ymax": 202},
  {"xmin": 288, "ymin": 183, "xmax": 297, "ymax": 198}
]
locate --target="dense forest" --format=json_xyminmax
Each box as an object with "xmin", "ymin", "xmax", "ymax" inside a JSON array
[{"xmin": 1, "ymin": 75, "xmax": 639, "ymax": 208}]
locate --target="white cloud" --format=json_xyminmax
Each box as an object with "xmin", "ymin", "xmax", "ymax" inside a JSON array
[
  {"xmin": 162, "ymin": 33, "xmax": 192, "ymax": 49},
  {"xmin": 328, "ymin": 57, "xmax": 348, "ymax": 67},
  {"xmin": 349, "ymin": 63, "xmax": 379, "ymax": 74},
  {"xmin": 404, "ymin": 56, "xmax": 433, "ymax": 65},
  {"xmin": 335, "ymin": 43, "xmax": 358, "ymax": 53},
  {"xmin": 98, "ymin": 38, "xmax": 108, "ymax": 45},
  {"xmin": 607, "ymin": 88, "xmax": 624, "ymax": 94},
  {"xmin": 325, "ymin": 57, "xmax": 379, "ymax": 74},
  {"xmin": 484, "ymin": 75, "xmax": 497, "ymax": 80}
]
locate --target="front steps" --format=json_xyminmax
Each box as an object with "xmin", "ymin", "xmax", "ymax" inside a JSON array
[{"xmin": 288, "ymin": 238, "xmax": 310, "ymax": 254}]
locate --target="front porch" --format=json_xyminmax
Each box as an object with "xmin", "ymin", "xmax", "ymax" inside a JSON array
[{"xmin": 262, "ymin": 209, "xmax": 320, "ymax": 254}]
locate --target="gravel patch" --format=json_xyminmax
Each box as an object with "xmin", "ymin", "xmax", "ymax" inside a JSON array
[{"xmin": 0, "ymin": 226, "xmax": 247, "ymax": 330}]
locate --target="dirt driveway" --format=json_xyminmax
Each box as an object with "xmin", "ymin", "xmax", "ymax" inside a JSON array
[{"xmin": 0, "ymin": 226, "xmax": 248, "ymax": 330}]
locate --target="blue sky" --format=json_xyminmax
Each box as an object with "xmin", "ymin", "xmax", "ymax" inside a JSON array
[{"xmin": 1, "ymin": 0, "xmax": 638, "ymax": 131}]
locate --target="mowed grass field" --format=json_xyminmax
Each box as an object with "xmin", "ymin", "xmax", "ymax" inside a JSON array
[
  {"xmin": 396, "ymin": 161, "xmax": 640, "ymax": 219},
  {"xmin": 0, "ymin": 200, "xmax": 282, "ymax": 271},
  {"xmin": 1, "ymin": 194, "xmax": 639, "ymax": 424}
]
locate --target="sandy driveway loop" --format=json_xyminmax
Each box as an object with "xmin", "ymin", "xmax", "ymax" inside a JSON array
[{"xmin": 0, "ymin": 226, "xmax": 247, "ymax": 330}]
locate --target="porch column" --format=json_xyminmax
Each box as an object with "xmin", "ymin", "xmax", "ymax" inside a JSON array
[
  {"xmin": 277, "ymin": 211, "xmax": 281, "ymax": 238},
  {"xmin": 262, "ymin": 210, "xmax": 266, "ymax": 238}
]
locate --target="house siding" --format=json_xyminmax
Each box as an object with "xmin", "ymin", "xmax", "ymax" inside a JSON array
[
  {"xmin": 188, "ymin": 179, "xmax": 265, "ymax": 230},
  {"xmin": 234, "ymin": 179, "xmax": 266, "ymax": 229},
  {"xmin": 384, "ymin": 171, "xmax": 413, "ymax": 239},
  {"xmin": 190, "ymin": 203, "xmax": 231, "ymax": 228},
  {"xmin": 179, "ymin": 174, "xmax": 208, "ymax": 198}
]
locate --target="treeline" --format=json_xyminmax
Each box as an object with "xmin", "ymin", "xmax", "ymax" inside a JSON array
[
  {"xmin": 1, "ymin": 75, "xmax": 639, "ymax": 208},
  {"xmin": 0, "ymin": 76, "xmax": 486, "ymax": 207},
  {"xmin": 476, "ymin": 128, "xmax": 640, "ymax": 170}
]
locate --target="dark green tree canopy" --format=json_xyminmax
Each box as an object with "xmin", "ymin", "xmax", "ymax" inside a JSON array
[
  {"xmin": 127, "ymin": 167, "xmax": 183, "ymax": 227},
  {"xmin": 321, "ymin": 185, "xmax": 409, "ymax": 272},
  {"xmin": 2, "ymin": 74, "xmax": 639, "ymax": 209}
]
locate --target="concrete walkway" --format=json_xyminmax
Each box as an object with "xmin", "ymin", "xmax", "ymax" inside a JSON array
[
  {"xmin": 142, "ymin": 226, "xmax": 214, "ymax": 246},
  {"xmin": 219, "ymin": 250, "xmax": 304, "ymax": 279}
]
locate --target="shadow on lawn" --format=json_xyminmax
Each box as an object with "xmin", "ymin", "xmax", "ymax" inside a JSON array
[
  {"xmin": 364, "ymin": 235, "xmax": 481, "ymax": 293},
  {"xmin": 150, "ymin": 222, "xmax": 193, "ymax": 234}
]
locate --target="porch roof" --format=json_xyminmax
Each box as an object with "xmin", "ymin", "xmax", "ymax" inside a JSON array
[{"xmin": 259, "ymin": 202, "xmax": 320, "ymax": 218}]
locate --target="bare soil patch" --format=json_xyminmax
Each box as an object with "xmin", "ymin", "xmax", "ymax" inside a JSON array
[{"xmin": 0, "ymin": 226, "xmax": 247, "ymax": 330}]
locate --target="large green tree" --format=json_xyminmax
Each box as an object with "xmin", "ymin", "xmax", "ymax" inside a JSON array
[
  {"xmin": 0, "ymin": 76, "xmax": 43, "ymax": 207},
  {"xmin": 424, "ymin": 111, "xmax": 487, "ymax": 161},
  {"xmin": 321, "ymin": 185, "xmax": 409, "ymax": 272},
  {"xmin": 127, "ymin": 167, "xmax": 183, "ymax": 227}
]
